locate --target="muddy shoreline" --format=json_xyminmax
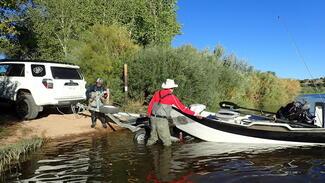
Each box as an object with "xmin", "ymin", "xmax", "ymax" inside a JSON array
[{"xmin": 0, "ymin": 105, "xmax": 122, "ymax": 146}]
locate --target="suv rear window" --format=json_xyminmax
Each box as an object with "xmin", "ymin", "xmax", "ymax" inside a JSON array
[
  {"xmin": 51, "ymin": 67, "xmax": 82, "ymax": 80},
  {"xmin": 0, "ymin": 64, "xmax": 25, "ymax": 77}
]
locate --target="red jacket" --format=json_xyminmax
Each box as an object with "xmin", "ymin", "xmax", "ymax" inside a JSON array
[{"xmin": 147, "ymin": 89, "xmax": 195, "ymax": 117}]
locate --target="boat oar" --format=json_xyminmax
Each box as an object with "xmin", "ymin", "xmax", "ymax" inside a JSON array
[{"xmin": 219, "ymin": 101, "xmax": 276, "ymax": 115}]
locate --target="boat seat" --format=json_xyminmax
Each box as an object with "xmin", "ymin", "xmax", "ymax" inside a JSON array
[{"xmin": 214, "ymin": 109, "xmax": 240, "ymax": 120}]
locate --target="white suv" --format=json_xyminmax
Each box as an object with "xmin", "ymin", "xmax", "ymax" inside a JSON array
[{"xmin": 0, "ymin": 60, "xmax": 87, "ymax": 119}]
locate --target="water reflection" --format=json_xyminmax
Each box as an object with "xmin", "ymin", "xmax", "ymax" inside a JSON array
[
  {"xmin": 182, "ymin": 143, "xmax": 325, "ymax": 183},
  {"xmin": 3, "ymin": 131, "xmax": 325, "ymax": 183},
  {"xmin": 147, "ymin": 146, "xmax": 194, "ymax": 182}
]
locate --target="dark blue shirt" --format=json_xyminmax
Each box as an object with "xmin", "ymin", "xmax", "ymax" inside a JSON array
[{"xmin": 86, "ymin": 85, "xmax": 106, "ymax": 100}]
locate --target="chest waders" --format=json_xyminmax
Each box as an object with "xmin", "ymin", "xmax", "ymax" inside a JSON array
[
  {"xmin": 147, "ymin": 91, "xmax": 173, "ymax": 146},
  {"xmin": 151, "ymin": 91, "xmax": 173, "ymax": 118}
]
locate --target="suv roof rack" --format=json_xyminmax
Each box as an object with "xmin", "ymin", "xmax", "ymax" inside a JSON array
[{"xmin": 0, "ymin": 59, "xmax": 76, "ymax": 65}]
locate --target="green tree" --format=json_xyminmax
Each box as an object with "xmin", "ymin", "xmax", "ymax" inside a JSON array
[
  {"xmin": 127, "ymin": 45, "xmax": 210, "ymax": 105},
  {"xmin": 0, "ymin": 0, "xmax": 36, "ymax": 58},
  {"xmin": 68, "ymin": 24, "xmax": 139, "ymax": 103},
  {"xmin": 1, "ymin": 0, "xmax": 180, "ymax": 60},
  {"xmin": 26, "ymin": 0, "xmax": 94, "ymax": 60},
  {"xmin": 89, "ymin": 0, "xmax": 180, "ymax": 46},
  {"xmin": 0, "ymin": 0, "xmax": 28, "ymax": 36}
]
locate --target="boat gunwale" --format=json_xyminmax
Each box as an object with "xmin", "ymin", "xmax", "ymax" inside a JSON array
[{"xmin": 172, "ymin": 107, "xmax": 325, "ymax": 143}]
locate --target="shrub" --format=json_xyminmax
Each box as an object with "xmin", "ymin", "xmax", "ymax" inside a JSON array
[
  {"xmin": 127, "ymin": 45, "xmax": 301, "ymax": 112},
  {"xmin": 68, "ymin": 24, "xmax": 139, "ymax": 103}
]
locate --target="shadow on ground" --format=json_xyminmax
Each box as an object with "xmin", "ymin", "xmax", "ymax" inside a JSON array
[
  {"xmin": 0, "ymin": 102, "xmax": 20, "ymax": 124},
  {"xmin": 0, "ymin": 102, "xmax": 84, "ymax": 125}
]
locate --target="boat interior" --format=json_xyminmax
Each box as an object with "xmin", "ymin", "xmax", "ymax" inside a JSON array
[{"xmin": 189, "ymin": 102, "xmax": 325, "ymax": 131}]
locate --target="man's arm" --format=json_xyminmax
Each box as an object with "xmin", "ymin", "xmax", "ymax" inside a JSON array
[{"xmin": 171, "ymin": 95, "xmax": 195, "ymax": 116}]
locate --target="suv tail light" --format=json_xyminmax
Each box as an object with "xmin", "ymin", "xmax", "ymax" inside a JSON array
[{"xmin": 42, "ymin": 79, "xmax": 53, "ymax": 89}]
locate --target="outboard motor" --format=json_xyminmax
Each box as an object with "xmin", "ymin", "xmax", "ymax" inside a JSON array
[{"xmin": 276, "ymin": 101, "xmax": 316, "ymax": 125}]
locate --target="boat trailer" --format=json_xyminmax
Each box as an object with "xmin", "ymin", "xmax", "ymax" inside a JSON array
[{"xmin": 73, "ymin": 103, "xmax": 151, "ymax": 144}]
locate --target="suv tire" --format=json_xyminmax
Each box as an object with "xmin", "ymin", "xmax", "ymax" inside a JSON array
[{"xmin": 16, "ymin": 94, "xmax": 39, "ymax": 120}]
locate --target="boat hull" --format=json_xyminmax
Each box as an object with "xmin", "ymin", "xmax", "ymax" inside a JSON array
[{"xmin": 171, "ymin": 108, "xmax": 325, "ymax": 145}]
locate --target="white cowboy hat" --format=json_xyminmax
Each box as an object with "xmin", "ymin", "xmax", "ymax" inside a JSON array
[{"xmin": 162, "ymin": 79, "xmax": 178, "ymax": 89}]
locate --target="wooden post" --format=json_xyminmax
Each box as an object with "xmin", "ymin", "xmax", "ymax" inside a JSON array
[{"xmin": 124, "ymin": 64, "xmax": 128, "ymax": 102}]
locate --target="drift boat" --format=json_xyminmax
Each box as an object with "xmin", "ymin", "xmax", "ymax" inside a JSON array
[
  {"xmin": 170, "ymin": 102, "xmax": 325, "ymax": 145},
  {"xmin": 84, "ymin": 100, "xmax": 325, "ymax": 145}
]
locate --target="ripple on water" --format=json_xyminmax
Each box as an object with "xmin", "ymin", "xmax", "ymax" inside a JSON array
[{"xmin": 4, "ymin": 131, "xmax": 325, "ymax": 183}]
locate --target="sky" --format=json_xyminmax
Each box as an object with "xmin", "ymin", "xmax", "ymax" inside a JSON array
[{"xmin": 172, "ymin": 0, "xmax": 325, "ymax": 79}]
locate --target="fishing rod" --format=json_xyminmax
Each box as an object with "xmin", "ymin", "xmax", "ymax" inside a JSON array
[
  {"xmin": 277, "ymin": 16, "xmax": 325, "ymax": 98},
  {"xmin": 277, "ymin": 16, "xmax": 325, "ymax": 123}
]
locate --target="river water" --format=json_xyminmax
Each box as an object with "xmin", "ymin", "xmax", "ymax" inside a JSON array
[
  {"xmin": 297, "ymin": 94, "xmax": 325, "ymax": 114},
  {"xmin": 3, "ymin": 94, "xmax": 325, "ymax": 182},
  {"xmin": 3, "ymin": 130, "xmax": 325, "ymax": 183}
]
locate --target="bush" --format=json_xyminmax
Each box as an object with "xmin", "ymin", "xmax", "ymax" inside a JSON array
[
  {"xmin": 69, "ymin": 29, "xmax": 301, "ymax": 112},
  {"xmin": 68, "ymin": 24, "xmax": 139, "ymax": 103},
  {"xmin": 127, "ymin": 45, "xmax": 211, "ymax": 106},
  {"xmin": 127, "ymin": 45, "xmax": 301, "ymax": 112}
]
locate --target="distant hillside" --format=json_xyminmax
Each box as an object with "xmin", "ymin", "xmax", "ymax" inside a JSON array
[{"xmin": 299, "ymin": 77, "xmax": 325, "ymax": 94}]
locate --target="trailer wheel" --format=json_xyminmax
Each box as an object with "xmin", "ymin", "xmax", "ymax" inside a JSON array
[{"xmin": 133, "ymin": 129, "xmax": 147, "ymax": 145}]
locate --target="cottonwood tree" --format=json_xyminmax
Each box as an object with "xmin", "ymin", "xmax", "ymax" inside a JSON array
[
  {"xmin": 0, "ymin": 0, "xmax": 34, "ymax": 58},
  {"xmin": 1, "ymin": 0, "xmax": 180, "ymax": 60},
  {"xmin": 68, "ymin": 24, "xmax": 139, "ymax": 103}
]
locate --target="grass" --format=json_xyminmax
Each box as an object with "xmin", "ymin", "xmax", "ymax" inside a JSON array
[
  {"xmin": 0, "ymin": 137, "xmax": 44, "ymax": 173},
  {"xmin": 120, "ymin": 99, "xmax": 147, "ymax": 114}
]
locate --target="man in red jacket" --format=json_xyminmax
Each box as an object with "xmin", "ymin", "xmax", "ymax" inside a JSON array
[{"xmin": 147, "ymin": 79, "xmax": 201, "ymax": 146}]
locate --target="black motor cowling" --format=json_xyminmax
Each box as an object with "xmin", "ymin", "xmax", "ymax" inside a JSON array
[{"xmin": 276, "ymin": 101, "xmax": 315, "ymax": 124}]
